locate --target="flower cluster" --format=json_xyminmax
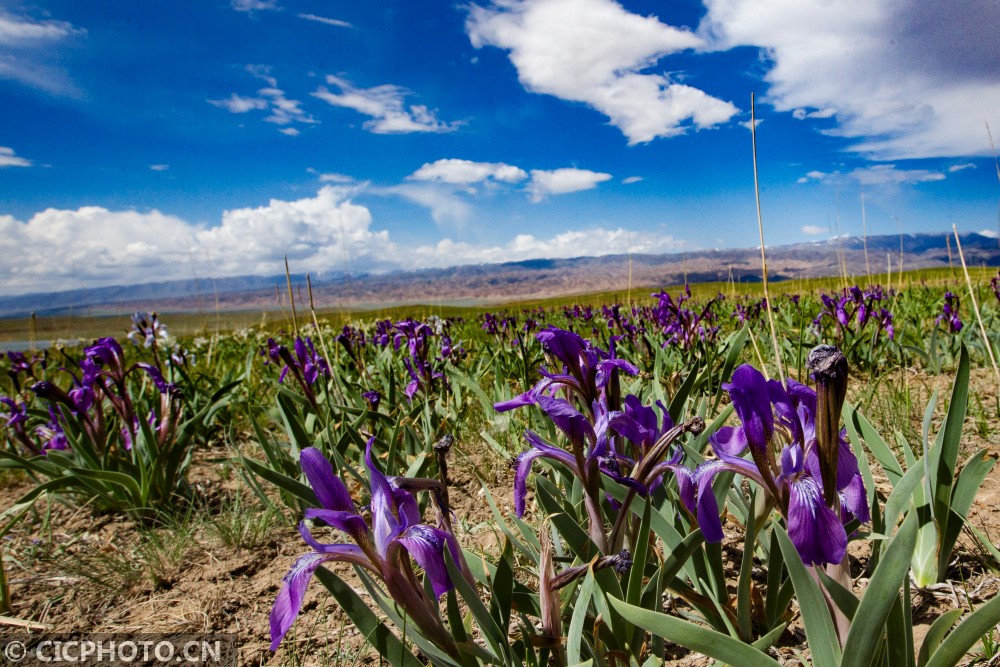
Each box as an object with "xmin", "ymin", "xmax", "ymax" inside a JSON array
[
  {"xmin": 650, "ymin": 285, "xmax": 721, "ymax": 349},
  {"xmin": 262, "ymin": 335, "xmax": 330, "ymax": 411},
  {"xmin": 991, "ymin": 271, "xmax": 1000, "ymax": 305},
  {"xmin": 3, "ymin": 337, "xmax": 181, "ymax": 456},
  {"xmin": 814, "ymin": 285, "xmax": 895, "ymax": 340},
  {"xmin": 496, "ymin": 326, "xmax": 703, "ymax": 553},
  {"xmin": 733, "ymin": 296, "xmax": 769, "ymax": 325}
]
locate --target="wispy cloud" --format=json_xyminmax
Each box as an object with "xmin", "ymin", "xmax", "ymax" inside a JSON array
[
  {"xmin": 466, "ymin": 0, "xmax": 738, "ymax": 145},
  {"xmin": 313, "ymin": 75, "xmax": 459, "ymax": 134},
  {"xmin": 208, "ymin": 93, "xmax": 267, "ymax": 113},
  {"xmin": 0, "ymin": 9, "xmax": 84, "ymax": 96},
  {"xmin": 149, "ymin": 164, "xmax": 169, "ymax": 171},
  {"xmin": 307, "ymin": 169, "xmax": 356, "ymax": 184},
  {"xmin": 622, "ymin": 176, "xmax": 643, "ymax": 184},
  {"xmin": 798, "ymin": 165, "xmax": 946, "ymax": 187},
  {"xmin": 298, "ymin": 13, "xmax": 352, "ymax": 28},
  {"xmin": 949, "ymin": 163, "xmax": 976, "ymax": 173},
  {"xmin": 231, "ymin": 0, "xmax": 278, "ymax": 13},
  {"xmin": 408, "ymin": 159, "xmax": 527, "ymax": 185},
  {"xmin": 0, "ymin": 147, "xmax": 32, "ymax": 168},
  {"xmin": 209, "ymin": 66, "xmax": 315, "ymax": 133},
  {"xmin": 700, "ymin": 0, "xmax": 1000, "ymax": 159},
  {"xmin": 801, "ymin": 224, "xmax": 826, "ymax": 235},
  {"xmin": 377, "ymin": 183, "xmax": 473, "ymax": 226}
]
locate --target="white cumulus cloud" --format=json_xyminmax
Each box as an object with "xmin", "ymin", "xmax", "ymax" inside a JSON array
[
  {"xmin": 410, "ymin": 228, "xmax": 681, "ymax": 266},
  {"xmin": 700, "ymin": 0, "xmax": 1000, "ymax": 159},
  {"xmin": 0, "ymin": 187, "xmax": 686, "ymax": 295},
  {"xmin": 466, "ymin": 0, "xmax": 738, "ymax": 145},
  {"xmin": 313, "ymin": 75, "xmax": 458, "ymax": 134},
  {"xmin": 408, "ymin": 159, "xmax": 528, "ymax": 185},
  {"xmin": 528, "ymin": 168, "xmax": 612, "ymax": 202},
  {"xmin": 0, "ymin": 147, "xmax": 32, "ymax": 168},
  {"xmin": 801, "ymin": 225, "xmax": 826, "ymax": 235}
]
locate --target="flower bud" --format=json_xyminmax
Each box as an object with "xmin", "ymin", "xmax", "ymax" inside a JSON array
[{"xmin": 807, "ymin": 344, "xmax": 848, "ymax": 508}]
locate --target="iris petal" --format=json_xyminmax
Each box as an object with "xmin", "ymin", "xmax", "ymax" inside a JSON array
[
  {"xmin": 786, "ymin": 476, "xmax": 847, "ymax": 566},
  {"xmin": 269, "ymin": 546, "xmax": 370, "ymax": 651},
  {"xmin": 300, "ymin": 448, "xmax": 354, "ymax": 512},
  {"xmin": 394, "ymin": 524, "xmax": 459, "ymax": 598}
]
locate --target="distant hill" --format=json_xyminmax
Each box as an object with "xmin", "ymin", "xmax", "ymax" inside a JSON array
[{"xmin": 1, "ymin": 232, "xmax": 997, "ymax": 318}]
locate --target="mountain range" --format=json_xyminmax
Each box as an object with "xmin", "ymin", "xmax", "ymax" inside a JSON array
[{"xmin": 1, "ymin": 232, "xmax": 997, "ymax": 319}]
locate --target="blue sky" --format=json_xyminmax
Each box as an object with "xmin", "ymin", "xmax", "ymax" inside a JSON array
[{"xmin": 1, "ymin": 0, "xmax": 999, "ymax": 296}]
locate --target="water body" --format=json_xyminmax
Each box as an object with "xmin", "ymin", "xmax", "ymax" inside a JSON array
[{"xmin": 1, "ymin": 339, "xmax": 84, "ymax": 352}]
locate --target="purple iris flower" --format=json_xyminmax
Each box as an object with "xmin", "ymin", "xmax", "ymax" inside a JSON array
[
  {"xmin": 676, "ymin": 364, "xmax": 868, "ymax": 566},
  {"xmin": 511, "ymin": 395, "xmax": 646, "ymax": 516},
  {"xmin": 0, "ymin": 396, "xmax": 27, "ymax": 428},
  {"xmin": 35, "ymin": 406, "xmax": 69, "ymax": 451},
  {"xmin": 86, "ymin": 337, "xmax": 128, "ymax": 382},
  {"xmin": 270, "ymin": 441, "xmax": 464, "ymax": 653},
  {"xmin": 496, "ymin": 326, "xmax": 638, "ymax": 414},
  {"xmin": 937, "ymin": 291, "xmax": 963, "ymax": 333},
  {"xmin": 361, "ymin": 390, "xmax": 381, "ymax": 411},
  {"xmin": 126, "ymin": 311, "xmax": 168, "ymax": 348},
  {"xmin": 991, "ymin": 272, "xmax": 1000, "ymax": 304}
]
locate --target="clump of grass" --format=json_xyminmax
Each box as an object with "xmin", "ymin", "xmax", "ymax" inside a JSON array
[
  {"xmin": 970, "ymin": 393, "xmax": 994, "ymax": 439},
  {"xmin": 856, "ymin": 371, "xmax": 922, "ymax": 446},
  {"xmin": 207, "ymin": 489, "xmax": 282, "ymax": 552},
  {"xmin": 139, "ymin": 512, "xmax": 199, "ymax": 590},
  {"xmin": 62, "ymin": 510, "xmax": 199, "ymax": 592}
]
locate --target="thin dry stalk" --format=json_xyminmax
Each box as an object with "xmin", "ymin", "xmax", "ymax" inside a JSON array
[
  {"xmin": 987, "ymin": 122, "xmax": 1000, "ymax": 248},
  {"xmin": 284, "ymin": 255, "xmax": 299, "ymax": 336},
  {"xmin": 952, "ymin": 224, "xmax": 1000, "ymax": 390},
  {"xmin": 861, "ymin": 188, "xmax": 871, "ymax": 282},
  {"xmin": 626, "ymin": 232, "xmax": 633, "ymax": 309},
  {"xmin": 750, "ymin": 94, "xmax": 787, "ymax": 385},
  {"xmin": 834, "ymin": 187, "xmax": 848, "ymax": 289},
  {"xmin": 306, "ymin": 274, "xmax": 343, "ymax": 391}
]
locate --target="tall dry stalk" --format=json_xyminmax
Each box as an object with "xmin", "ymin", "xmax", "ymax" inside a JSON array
[
  {"xmin": 952, "ymin": 224, "xmax": 1000, "ymax": 392},
  {"xmin": 860, "ymin": 188, "xmax": 871, "ymax": 282},
  {"xmin": 987, "ymin": 122, "xmax": 1000, "ymax": 248},
  {"xmin": 750, "ymin": 94, "xmax": 787, "ymax": 385},
  {"xmin": 284, "ymin": 255, "xmax": 299, "ymax": 336}
]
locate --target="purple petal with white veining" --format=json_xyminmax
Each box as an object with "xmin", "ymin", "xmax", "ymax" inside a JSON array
[
  {"xmin": 269, "ymin": 545, "xmax": 369, "ymax": 651},
  {"xmin": 394, "ymin": 524, "xmax": 459, "ymax": 598},
  {"xmin": 786, "ymin": 476, "xmax": 847, "ymax": 566}
]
